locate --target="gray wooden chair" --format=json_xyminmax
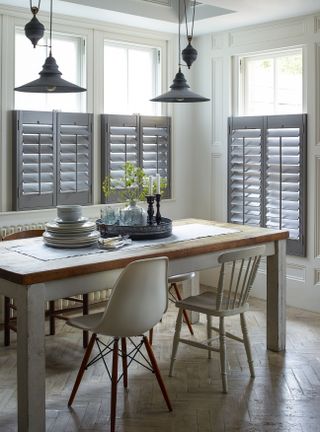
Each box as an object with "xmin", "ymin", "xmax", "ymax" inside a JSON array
[
  {"xmin": 2, "ymin": 229, "xmax": 89, "ymax": 347},
  {"xmin": 169, "ymin": 245, "xmax": 265, "ymax": 393}
]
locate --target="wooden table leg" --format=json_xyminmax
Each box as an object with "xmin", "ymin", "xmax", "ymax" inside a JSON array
[
  {"xmin": 267, "ymin": 239, "xmax": 286, "ymax": 352},
  {"xmin": 16, "ymin": 283, "xmax": 46, "ymax": 432}
]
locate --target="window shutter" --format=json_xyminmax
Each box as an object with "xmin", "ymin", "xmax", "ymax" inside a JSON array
[
  {"xmin": 139, "ymin": 115, "xmax": 171, "ymax": 198},
  {"xmin": 228, "ymin": 116, "xmax": 263, "ymax": 226},
  {"xmin": 101, "ymin": 115, "xmax": 140, "ymax": 203},
  {"xmin": 228, "ymin": 114, "xmax": 306, "ymax": 256},
  {"xmin": 56, "ymin": 112, "xmax": 93, "ymax": 205},
  {"xmin": 265, "ymin": 114, "xmax": 306, "ymax": 256},
  {"xmin": 13, "ymin": 110, "xmax": 56, "ymax": 210}
]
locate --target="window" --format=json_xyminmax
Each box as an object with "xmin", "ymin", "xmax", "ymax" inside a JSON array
[
  {"xmin": 104, "ymin": 41, "xmax": 161, "ymax": 116},
  {"xmin": 238, "ymin": 49, "xmax": 303, "ymax": 116},
  {"xmin": 15, "ymin": 29, "xmax": 86, "ymax": 112},
  {"xmin": 228, "ymin": 114, "xmax": 306, "ymax": 256},
  {"xmin": 101, "ymin": 114, "xmax": 171, "ymax": 203},
  {"xmin": 13, "ymin": 111, "xmax": 93, "ymax": 211}
]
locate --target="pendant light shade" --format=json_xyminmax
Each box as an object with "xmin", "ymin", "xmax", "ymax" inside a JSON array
[
  {"xmin": 151, "ymin": 0, "xmax": 208, "ymax": 104},
  {"xmin": 150, "ymin": 68, "xmax": 209, "ymax": 103},
  {"xmin": 15, "ymin": 54, "xmax": 86, "ymax": 93},
  {"xmin": 15, "ymin": 0, "xmax": 86, "ymax": 94}
]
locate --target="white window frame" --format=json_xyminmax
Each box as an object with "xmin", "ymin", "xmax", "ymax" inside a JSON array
[
  {"xmin": 14, "ymin": 26, "xmax": 87, "ymax": 113},
  {"xmin": 234, "ymin": 47, "xmax": 306, "ymax": 116},
  {"xmin": 103, "ymin": 38, "xmax": 162, "ymax": 116}
]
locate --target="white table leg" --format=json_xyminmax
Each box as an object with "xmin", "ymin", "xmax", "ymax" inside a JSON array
[
  {"xmin": 16, "ymin": 284, "xmax": 46, "ymax": 432},
  {"xmin": 266, "ymin": 239, "xmax": 286, "ymax": 351}
]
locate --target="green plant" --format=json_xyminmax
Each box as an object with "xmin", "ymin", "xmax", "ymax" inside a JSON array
[{"xmin": 102, "ymin": 162, "xmax": 166, "ymax": 203}]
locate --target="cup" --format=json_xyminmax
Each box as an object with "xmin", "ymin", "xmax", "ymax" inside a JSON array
[{"xmin": 101, "ymin": 206, "xmax": 119, "ymax": 225}]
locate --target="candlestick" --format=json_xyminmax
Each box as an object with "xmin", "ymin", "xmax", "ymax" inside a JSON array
[
  {"xmin": 146, "ymin": 195, "xmax": 155, "ymax": 225},
  {"xmin": 156, "ymin": 173, "xmax": 161, "ymax": 194},
  {"xmin": 155, "ymin": 194, "xmax": 161, "ymax": 225},
  {"xmin": 148, "ymin": 176, "xmax": 153, "ymax": 195}
]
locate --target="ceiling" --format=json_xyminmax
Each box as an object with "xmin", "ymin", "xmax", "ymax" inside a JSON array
[{"xmin": 1, "ymin": 0, "xmax": 320, "ymax": 34}]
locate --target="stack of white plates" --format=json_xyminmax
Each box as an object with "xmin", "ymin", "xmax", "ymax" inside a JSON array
[{"xmin": 43, "ymin": 217, "xmax": 100, "ymax": 248}]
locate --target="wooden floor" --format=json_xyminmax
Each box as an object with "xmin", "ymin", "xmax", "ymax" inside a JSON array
[{"xmin": 0, "ymin": 294, "xmax": 320, "ymax": 432}]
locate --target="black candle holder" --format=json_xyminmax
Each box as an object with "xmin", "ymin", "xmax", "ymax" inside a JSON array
[
  {"xmin": 146, "ymin": 195, "xmax": 155, "ymax": 225},
  {"xmin": 155, "ymin": 194, "xmax": 162, "ymax": 225}
]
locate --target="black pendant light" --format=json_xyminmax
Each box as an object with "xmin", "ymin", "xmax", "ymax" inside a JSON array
[
  {"xmin": 151, "ymin": 0, "xmax": 209, "ymax": 103},
  {"xmin": 15, "ymin": 0, "xmax": 86, "ymax": 93},
  {"xmin": 182, "ymin": 0, "xmax": 197, "ymax": 69},
  {"xmin": 25, "ymin": 1, "xmax": 45, "ymax": 48}
]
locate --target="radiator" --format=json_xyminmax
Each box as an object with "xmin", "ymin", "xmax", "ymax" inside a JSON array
[{"xmin": 0, "ymin": 223, "xmax": 110, "ymax": 324}]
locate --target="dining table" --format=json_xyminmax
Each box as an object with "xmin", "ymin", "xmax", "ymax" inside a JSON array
[{"xmin": 0, "ymin": 218, "xmax": 288, "ymax": 431}]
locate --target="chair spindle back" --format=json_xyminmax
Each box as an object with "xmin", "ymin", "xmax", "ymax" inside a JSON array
[{"xmin": 216, "ymin": 245, "xmax": 265, "ymax": 311}]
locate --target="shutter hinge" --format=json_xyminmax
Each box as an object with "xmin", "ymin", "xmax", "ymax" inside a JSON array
[{"xmin": 157, "ymin": 50, "xmax": 161, "ymax": 64}]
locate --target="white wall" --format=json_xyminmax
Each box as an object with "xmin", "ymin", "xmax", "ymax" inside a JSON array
[{"xmin": 192, "ymin": 13, "xmax": 320, "ymax": 313}]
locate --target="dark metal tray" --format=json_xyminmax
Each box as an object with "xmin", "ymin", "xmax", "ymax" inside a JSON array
[{"xmin": 96, "ymin": 217, "xmax": 172, "ymax": 240}]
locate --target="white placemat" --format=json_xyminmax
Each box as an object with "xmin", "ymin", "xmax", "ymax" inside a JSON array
[{"xmin": 4, "ymin": 223, "xmax": 239, "ymax": 262}]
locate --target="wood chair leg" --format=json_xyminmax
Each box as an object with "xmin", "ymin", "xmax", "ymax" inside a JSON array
[
  {"xmin": 4, "ymin": 296, "xmax": 11, "ymax": 346},
  {"xmin": 121, "ymin": 337, "xmax": 128, "ymax": 388},
  {"xmin": 49, "ymin": 300, "xmax": 55, "ymax": 336},
  {"xmin": 169, "ymin": 308, "xmax": 183, "ymax": 377},
  {"xmin": 219, "ymin": 317, "xmax": 228, "ymax": 393},
  {"xmin": 82, "ymin": 294, "xmax": 89, "ymax": 349},
  {"xmin": 68, "ymin": 333, "xmax": 96, "ymax": 407},
  {"xmin": 149, "ymin": 328, "xmax": 153, "ymax": 345},
  {"xmin": 110, "ymin": 338, "xmax": 119, "ymax": 432},
  {"xmin": 172, "ymin": 283, "xmax": 194, "ymax": 335},
  {"xmin": 240, "ymin": 313, "xmax": 255, "ymax": 378},
  {"xmin": 207, "ymin": 314, "xmax": 212, "ymax": 359},
  {"xmin": 143, "ymin": 336, "xmax": 172, "ymax": 412}
]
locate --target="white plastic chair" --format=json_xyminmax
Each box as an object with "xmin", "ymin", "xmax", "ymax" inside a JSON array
[
  {"xmin": 169, "ymin": 245, "xmax": 265, "ymax": 393},
  {"xmin": 67, "ymin": 256, "xmax": 172, "ymax": 432}
]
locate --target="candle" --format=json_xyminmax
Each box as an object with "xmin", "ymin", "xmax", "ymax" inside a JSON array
[
  {"xmin": 156, "ymin": 173, "xmax": 161, "ymax": 194},
  {"xmin": 148, "ymin": 176, "xmax": 153, "ymax": 195}
]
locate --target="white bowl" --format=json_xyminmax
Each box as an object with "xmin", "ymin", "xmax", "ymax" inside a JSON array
[{"xmin": 57, "ymin": 205, "xmax": 82, "ymax": 222}]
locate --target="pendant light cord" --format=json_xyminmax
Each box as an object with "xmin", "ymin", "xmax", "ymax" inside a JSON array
[
  {"xmin": 30, "ymin": 0, "xmax": 41, "ymax": 14},
  {"xmin": 49, "ymin": 0, "xmax": 53, "ymax": 54},
  {"xmin": 178, "ymin": 0, "xmax": 181, "ymax": 69},
  {"xmin": 184, "ymin": 0, "xmax": 196, "ymax": 41}
]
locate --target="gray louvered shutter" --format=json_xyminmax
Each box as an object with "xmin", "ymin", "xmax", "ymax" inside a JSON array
[
  {"xmin": 56, "ymin": 112, "xmax": 93, "ymax": 206},
  {"xmin": 228, "ymin": 116, "xmax": 263, "ymax": 226},
  {"xmin": 228, "ymin": 114, "xmax": 306, "ymax": 256},
  {"xmin": 13, "ymin": 110, "xmax": 56, "ymax": 210},
  {"xmin": 101, "ymin": 114, "xmax": 139, "ymax": 203},
  {"xmin": 139, "ymin": 116, "xmax": 171, "ymax": 198},
  {"xmin": 265, "ymin": 115, "xmax": 306, "ymax": 256}
]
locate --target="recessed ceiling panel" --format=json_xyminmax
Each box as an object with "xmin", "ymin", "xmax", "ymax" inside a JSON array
[{"xmin": 62, "ymin": 0, "xmax": 234, "ymax": 23}]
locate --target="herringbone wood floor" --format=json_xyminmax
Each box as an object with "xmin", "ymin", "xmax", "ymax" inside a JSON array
[{"xmin": 0, "ymin": 292, "xmax": 320, "ymax": 432}]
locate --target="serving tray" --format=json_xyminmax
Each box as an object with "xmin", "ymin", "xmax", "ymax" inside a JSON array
[{"xmin": 96, "ymin": 217, "xmax": 172, "ymax": 240}]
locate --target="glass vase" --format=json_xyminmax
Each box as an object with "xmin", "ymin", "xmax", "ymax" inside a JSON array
[{"xmin": 120, "ymin": 201, "xmax": 147, "ymax": 226}]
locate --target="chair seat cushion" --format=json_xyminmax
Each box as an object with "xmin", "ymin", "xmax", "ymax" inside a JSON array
[
  {"xmin": 168, "ymin": 272, "xmax": 195, "ymax": 284},
  {"xmin": 67, "ymin": 312, "xmax": 104, "ymax": 331},
  {"xmin": 175, "ymin": 291, "xmax": 249, "ymax": 316}
]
